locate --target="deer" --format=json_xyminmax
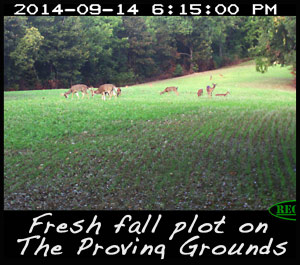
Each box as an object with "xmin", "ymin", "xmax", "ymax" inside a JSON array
[
  {"xmin": 93, "ymin": 84, "xmax": 118, "ymax": 100},
  {"xmin": 62, "ymin": 84, "xmax": 94, "ymax": 99},
  {"xmin": 197, "ymin": 89, "xmax": 203, "ymax": 97},
  {"xmin": 206, "ymin": 83, "xmax": 216, "ymax": 98},
  {"xmin": 215, "ymin": 91, "xmax": 230, "ymax": 97},
  {"xmin": 160, "ymin": 86, "xmax": 179, "ymax": 95}
]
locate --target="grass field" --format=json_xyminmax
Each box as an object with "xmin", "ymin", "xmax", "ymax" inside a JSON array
[{"xmin": 4, "ymin": 61, "xmax": 296, "ymax": 210}]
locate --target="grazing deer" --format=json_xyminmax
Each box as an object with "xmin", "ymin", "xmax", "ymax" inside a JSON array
[
  {"xmin": 160, "ymin": 86, "xmax": 179, "ymax": 95},
  {"xmin": 93, "ymin": 84, "xmax": 118, "ymax": 100},
  {"xmin": 206, "ymin": 83, "xmax": 216, "ymax": 97},
  {"xmin": 63, "ymin": 84, "xmax": 93, "ymax": 99},
  {"xmin": 215, "ymin": 91, "xmax": 230, "ymax": 97},
  {"xmin": 197, "ymin": 89, "xmax": 203, "ymax": 97}
]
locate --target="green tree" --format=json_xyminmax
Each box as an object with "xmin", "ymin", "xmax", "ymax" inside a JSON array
[
  {"xmin": 249, "ymin": 16, "xmax": 296, "ymax": 74},
  {"xmin": 145, "ymin": 17, "xmax": 177, "ymax": 76},
  {"xmin": 211, "ymin": 17, "xmax": 252, "ymax": 67},
  {"xmin": 122, "ymin": 17, "xmax": 156, "ymax": 80},
  {"xmin": 29, "ymin": 16, "xmax": 89, "ymax": 87},
  {"xmin": 4, "ymin": 16, "xmax": 28, "ymax": 89},
  {"xmin": 10, "ymin": 27, "xmax": 44, "ymax": 87},
  {"xmin": 80, "ymin": 16, "xmax": 129, "ymax": 85},
  {"xmin": 167, "ymin": 17, "xmax": 213, "ymax": 72}
]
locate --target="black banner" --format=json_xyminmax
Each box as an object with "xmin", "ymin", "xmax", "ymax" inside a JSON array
[
  {"xmin": 2, "ymin": 2, "xmax": 297, "ymax": 16},
  {"xmin": 3, "ymin": 211, "xmax": 297, "ymax": 262}
]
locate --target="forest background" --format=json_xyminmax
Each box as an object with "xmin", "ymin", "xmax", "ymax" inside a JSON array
[{"xmin": 4, "ymin": 16, "xmax": 296, "ymax": 90}]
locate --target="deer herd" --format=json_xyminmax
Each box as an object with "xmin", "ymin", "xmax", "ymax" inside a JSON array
[
  {"xmin": 61, "ymin": 81, "xmax": 230, "ymax": 100},
  {"xmin": 160, "ymin": 83, "xmax": 230, "ymax": 98},
  {"xmin": 62, "ymin": 83, "xmax": 121, "ymax": 100}
]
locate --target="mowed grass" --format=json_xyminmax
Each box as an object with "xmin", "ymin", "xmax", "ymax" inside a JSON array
[{"xmin": 4, "ymin": 61, "xmax": 296, "ymax": 210}]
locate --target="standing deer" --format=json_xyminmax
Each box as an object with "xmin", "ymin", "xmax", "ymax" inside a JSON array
[
  {"xmin": 63, "ymin": 84, "xmax": 93, "ymax": 99},
  {"xmin": 206, "ymin": 83, "xmax": 216, "ymax": 98},
  {"xmin": 197, "ymin": 89, "xmax": 203, "ymax": 97},
  {"xmin": 93, "ymin": 84, "xmax": 118, "ymax": 100},
  {"xmin": 160, "ymin": 86, "xmax": 179, "ymax": 95},
  {"xmin": 215, "ymin": 91, "xmax": 230, "ymax": 97}
]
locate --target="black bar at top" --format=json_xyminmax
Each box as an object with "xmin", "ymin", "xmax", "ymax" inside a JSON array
[{"xmin": 3, "ymin": 2, "xmax": 297, "ymax": 16}]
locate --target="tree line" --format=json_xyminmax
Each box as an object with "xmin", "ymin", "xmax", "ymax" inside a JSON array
[{"xmin": 4, "ymin": 16, "xmax": 296, "ymax": 91}]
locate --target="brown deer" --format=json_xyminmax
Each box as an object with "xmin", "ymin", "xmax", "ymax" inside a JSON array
[
  {"xmin": 63, "ymin": 84, "xmax": 93, "ymax": 99},
  {"xmin": 197, "ymin": 89, "xmax": 203, "ymax": 97},
  {"xmin": 93, "ymin": 84, "xmax": 118, "ymax": 100},
  {"xmin": 206, "ymin": 83, "xmax": 216, "ymax": 98},
  {"xmin": 160, "ymin": 86, "xmax": 179, "ymax": 95},
  {"xmin": 215, "ymin": 91, "xmax": 230, "ymax": 97}
]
